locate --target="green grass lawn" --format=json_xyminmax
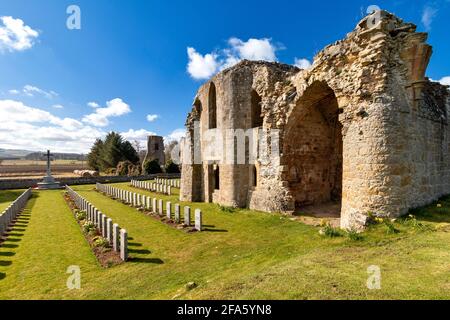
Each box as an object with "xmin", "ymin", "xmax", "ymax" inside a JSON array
[
  {"xmin": 0, "ymin": 190, "xmax": 25, "ymax": 213},
  {"xmin": 1, "ymin": 184, "xmax": 450, "ymax": 299}
]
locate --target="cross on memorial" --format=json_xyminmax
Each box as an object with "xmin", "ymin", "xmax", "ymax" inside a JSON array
[
  {"xmin": 37, "ymin": 149, "xmax": 61, "ymax": 189},
  {"xmin": 44, "ymin": 150, "xmax": 53, "ymax": 176}
]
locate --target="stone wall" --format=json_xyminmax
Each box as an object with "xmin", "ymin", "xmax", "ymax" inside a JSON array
[
  {"xmin": 181, "ymin": 10, "xmax": 450, "ymax": 230},
  {"xmin": 0, "ymin": 173, "xmax": 180, "ymax": 190}
]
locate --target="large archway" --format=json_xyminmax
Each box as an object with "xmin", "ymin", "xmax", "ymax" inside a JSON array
[{"xmin": 283, "ymin": 81, "xmax": 343, "ymax": 218}]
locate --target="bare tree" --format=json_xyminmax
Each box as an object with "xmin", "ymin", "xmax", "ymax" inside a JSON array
[
  {"xmin": 131, "ymin": 140, "xmax": 148, "ymax": 165},
  {"xmin": 165, "ymin": 140, "xmax": 179, "ymax": 163},
  {"xmin": 132, "ymin": 140, "xmax": 141, "ymax": 153}
]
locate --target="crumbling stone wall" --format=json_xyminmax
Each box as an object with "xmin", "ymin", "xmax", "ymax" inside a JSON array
[{"xmin": 181, "ymin": 11, "xmax": 450, "ymax": 229}]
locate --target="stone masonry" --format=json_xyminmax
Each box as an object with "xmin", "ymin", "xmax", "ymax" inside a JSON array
[
  {"xmin": 143, "ymin": 135, "xmax": 165, "ymax": 167},
  {"xmin": 180, "ymin": 11, "xmax": 450, "ymax": 230}
]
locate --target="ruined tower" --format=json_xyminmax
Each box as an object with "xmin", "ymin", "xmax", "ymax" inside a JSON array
[
  {"xmin": 180, "ymin": 11, "xmax": 450, "ymax": 230},
  {"xmin": 143, "ymin": 135, "xmax": 165, "ymax": 167}
]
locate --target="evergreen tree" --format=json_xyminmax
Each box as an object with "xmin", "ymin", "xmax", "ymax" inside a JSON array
[
  {"xmin": 165, "ymin": 160, "xmax": 180, "ymax": 174},
  {"xmin": 121, "ymin": 140, "xmax": 140, "ymax": 164},
  {"xmin": 143, "ymin": 159, "xmax": 163, "ymax": 174},
  {"xmin": 87, "ymin": 132, "xmax": 140, "ymax": 173},
  {"xmin": 87, "ymin": 139, "xmax": 104, "ymax": 171},
  {"xmin": 101, "ymin": 132, "xmax": 123, "ymax": 170}
]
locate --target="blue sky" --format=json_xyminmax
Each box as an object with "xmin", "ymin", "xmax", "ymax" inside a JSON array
[{"xmin": 0, "ymin": 0, "xmax": 449, "ymax": 153}]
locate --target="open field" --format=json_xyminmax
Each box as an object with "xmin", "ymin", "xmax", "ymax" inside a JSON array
[
  {"xmin": 0, "ymin": 160, "xmax": 85, "ymax": 166},
  {"xmin": 1, "ymin": 184, "xmax": 450, "ymax": 299},
  {"xmin": 0, "ymin": 160, "xmax": 87, "ymax": 179}
]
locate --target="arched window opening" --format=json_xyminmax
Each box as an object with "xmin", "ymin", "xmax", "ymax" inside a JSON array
[
  {"xmin": 251, "ymin": 165, "xmax": 258, "ymax": 187},
  {"xmin": 251, "ymin": 90, "xmax": 263, "ymax": 128},
  {"xmin": 209, "ymin": 83, "xmax": 217, "ymax": 129}
]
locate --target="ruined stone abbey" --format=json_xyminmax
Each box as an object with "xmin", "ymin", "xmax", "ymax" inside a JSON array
[{"xmin": 180, "ymin": 11, "xmax": 450, "ymax": 229}]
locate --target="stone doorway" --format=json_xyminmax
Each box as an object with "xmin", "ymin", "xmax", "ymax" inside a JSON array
[{"xmin": 284, "ymin": 81, "xmax": 343, "ymax": 220}]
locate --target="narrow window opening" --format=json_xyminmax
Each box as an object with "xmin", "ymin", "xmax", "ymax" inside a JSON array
[
  {"xmin": 214, "ymin": 166, "xmax": 220, "ymax": 190},
  {"xmin": 209, "ymin": 83, "xmax": 217, "ymax": 129},
  {"xmin": 251, "ymin": 90, "xmax": 263, "ymax": 128},
  {"xmin": 252, "ymin": 165, "xmax": 258, "ymax": 187}
]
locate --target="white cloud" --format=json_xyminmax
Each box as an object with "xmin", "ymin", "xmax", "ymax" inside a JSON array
[
  {"xmin": 87, "ymin": 101, "xmax": 100, "ymax": 108},
  {"xmin": 146, "ymin": 114, "xmax": 159, "ymax": 122},
  {"xmin": 22, "ymin": 85, "xmax": 58, "ymax": 99},
  {"xmin": 0, "ymin": 99, "xmax": 58, "ymax": 123},
  {"xmin": 0, "ymin": 99, "xmax": 104, "ymax": 153},
  {"xmin": 294, "ymin": 58, "xmax": 312, "ymax": 69},
  {"xmin": 0, "ymin": 100, "xmax": 83, "ymax": 130},
  {"xmin": 439, "ymin": 76, "xmax": 450, "ymax": 86},
  {"xmin": 187, "ymin": 47, "xmax": 220, "ymax": 80},
  {"xmin": 7, "ymin": 85, "xmax": 58, "ymax": 99},
  {"xmin": 228, "ymin": 37, "xmax": 277, "ymax": 61},
  {"xmin": 121, "ymin": 128, "xmax": 157, "ymax": 148},
  {"xmin": 422, "ymin": 5, "xmax": 438, "ymax": 31},
  {"xmin": 121, "ymin": 129, "xmax": 156, "ymax": 141},
  {"xmin": 52, "ymin": 104, "xmax": 64, "ymax": 109},
  {"xmin": 0, "ymin": 99, "xmax": 163, "ymax": 154},
  {"xmin": 0, "ymin": 16, "xmax": 39, "ymax": 52},
  {"xmin": 187, "ymin": 37, "xmax": 281, "ymax": 79},
  {"xmin": 165, "ymin": 128, "xmax": 185, "ymax": 143},
  {"xmin": 82, "ymin": 98, "xmax": 131, "ymax": 127}
]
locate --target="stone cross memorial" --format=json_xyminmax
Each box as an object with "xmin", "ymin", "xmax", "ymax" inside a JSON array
[{"xmin": 37, "ymin": 150, "xmax": 61, "ymax": 190}]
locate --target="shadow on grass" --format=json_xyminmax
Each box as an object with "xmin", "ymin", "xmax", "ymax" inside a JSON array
[
  {"xmin": 128, "ymin": 242, "xmax": 143, "ymax": 247},
  {"xmin": 0, "ymin": 252, "xmax": 15, "ymax": 257},
  {"xmin": 130, "ymin": 257, "xmax": 164, "ymax": 264},
  {"xmin": 410, "ymin": 195, "xmax": 450, "ymax": 224},
  {"xmin": 3, "ymin": 238, "xmax": 22, "ymax": 243},
  {"xmin": 126, "ymin": 237, "xmax": 162, "ymax": 264},
  {"xmin": 0, "ymin": 192, "xmax": 38, "ymax": 281},
  {"xmin": 0, "ymin": 190, "xmax": 26, "ymax": 206},
  {"xmin": 12, "ymin": 223, "xmax": 29, "ymax": 228},
  {"xmin": 0, "ymin": 244, "xmax": 18, "ymax": 249},
  {"xmin": 7, "ymin": 233, "xmax": 24, "ymax": 237},
  {"xmin": 202, "ymin": 225, "xmax": 229, "ymax": 233},
  {"xmin": 129, "ymin": 248, "xmax": 152, "ymax": 255},
  {"xmin": 203, "ymin": 228, "xmax": 228, "ymax": 233}
]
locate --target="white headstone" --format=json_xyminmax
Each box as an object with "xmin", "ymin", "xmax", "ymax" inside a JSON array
[{"xmin": 195, "ymin": 209, "xmax": 202, "ymax": 231}]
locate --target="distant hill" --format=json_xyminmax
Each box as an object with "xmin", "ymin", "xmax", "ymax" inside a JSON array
[
  {"xmin": 0, "ymin": 148, "xmax": 86, "ymax": 160},
  {"xmin": 0, "ymin": 148, "xmax": 34, "ymax": 159},
  {"xmin": 24, "ymin": 152, "xmax": 87, "ymax": 161}
]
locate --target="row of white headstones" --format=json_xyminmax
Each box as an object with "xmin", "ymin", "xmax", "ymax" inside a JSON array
[
  {"xmin": 0, "ymin": 188, "xmax": 32, "ymax": 238},
  {"xmin": 155, "ymin": 178, "xmax": 180, "ymax": 188},
  {"xmin": 131, "ymin": 180, "xmax": 172, "ymax": 195},
  {"xmin": 96, "ymin": 183, "xmax": 202, "ymax": 231},
  {"xmin": 66, "ymin": 185, "xmax": 128, "ymax": 261}
]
